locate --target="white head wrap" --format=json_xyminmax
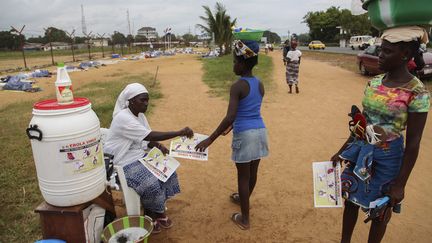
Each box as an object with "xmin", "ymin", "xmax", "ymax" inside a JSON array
[
  {"xmin": 381, "ymin": 26, "xmax": 429, "ymax": 44},
  {"xmin": 113, "ymin": 83, "xmax": 148, "ymax": 117}
]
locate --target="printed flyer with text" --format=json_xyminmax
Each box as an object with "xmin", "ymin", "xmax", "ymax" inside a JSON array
[
  {"xmin": 312, "ymin": 161, "xmax": 342, "ymax": 208},
  {"xmin": 169, "ymin": 133, "xmax": 209, "ymax": 161},
  {"xmin": 139, "ymin": 148, "xmax": 179, "ymax": 182}
]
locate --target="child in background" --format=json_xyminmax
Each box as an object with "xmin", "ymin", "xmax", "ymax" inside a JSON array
[
  {"xmin": 195, "ymin": 40, "xmax": 269, "ymax": 230},
  {"xmin": 285, "ymin": 39, "xmax": 302, "ymax": 93}
]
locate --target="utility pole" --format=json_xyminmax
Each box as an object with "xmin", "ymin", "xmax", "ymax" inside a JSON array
[
  {"xmin": 81, "ymin": 4, "xmax": 87, "ymax": 36},
  {"xmin": 66, "ymin": 29, "xmax": 76, "ymax": 62},
  {"xmin": 111, "ymin": 36, "xmax": 115, "ymax": 54},
  {"xmin": 44, "ymin": 27, "xmax": 55, "ymax": 65},
  {"xmin": 97, "ymin": 33, "xmax": 106, "ymax": 58},
  {"xmin": 11, "ymin": 25, "xmax": 27, "ymax": 69},
  {"xmin": 127, "ymin": 9, "xmax": 131, "ymax": 54}
]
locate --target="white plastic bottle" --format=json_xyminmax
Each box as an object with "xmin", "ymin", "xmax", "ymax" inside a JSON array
[{"xmin": 55, "ymin": 63, "xmax": 74, "ymax": 105}]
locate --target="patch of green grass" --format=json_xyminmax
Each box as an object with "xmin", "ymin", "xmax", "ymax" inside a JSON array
[
  {"xmin": 0, "ymin": 73, "xmax": 160, "ymax": 242},
  {"xmin": 104, "ymin": 72, "xmax": 128, "ymax": 78},
  {"xmin": 201, "ymin": 54, "xmax": 274, "ymax": 98},
  {"xmin": 302, "ymin": 50, "xmax": 359, "ymax": 73}
]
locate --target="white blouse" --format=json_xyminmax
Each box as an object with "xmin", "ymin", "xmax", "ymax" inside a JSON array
[{"xmin": 104, "ymin": 109, "xmax": 152, "ymax": 166}]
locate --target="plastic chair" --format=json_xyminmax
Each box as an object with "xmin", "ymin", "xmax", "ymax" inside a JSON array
[
  {"xmin": 100, "ymin": 128, "xmax": 141, "ymax": 216},
  {"xmin": 113, "ymin": 165, "xmax": 141, "ymax": 215}
]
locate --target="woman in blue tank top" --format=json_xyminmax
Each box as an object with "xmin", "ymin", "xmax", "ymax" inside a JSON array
[{"xmin": 195, "ymin": 40, "xmax": 269, "ymax": 230}]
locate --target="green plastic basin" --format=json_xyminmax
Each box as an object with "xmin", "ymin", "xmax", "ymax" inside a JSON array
[
  {"xmin": 233, "ymin": 30, "xmax": 264, "ymax": 41},
  {"xmin": 363, "ymin": 0, "xmax": 432, "ymax": 30}
]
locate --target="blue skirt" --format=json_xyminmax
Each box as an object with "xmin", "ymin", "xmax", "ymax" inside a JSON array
[
  {"xmin": 123, "ymin": 160, "xmax": 180, "ymax": 213},
  {"xmin": 340, "ymin": 136, "xmax": 404, "ymax": 208},
  {"xmin": 231, "ymin": 128, "xmax": 269, "ymax": 163}
]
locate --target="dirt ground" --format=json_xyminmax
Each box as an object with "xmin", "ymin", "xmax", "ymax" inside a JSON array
[{"xmin": 2, "ymin": 51, "xmax": 431, "ymax": 242}]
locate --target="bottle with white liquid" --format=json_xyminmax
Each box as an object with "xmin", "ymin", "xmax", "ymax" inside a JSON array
[{"xmin": 55, "ymin": 63, "xmax": 74, "ymax": 105}]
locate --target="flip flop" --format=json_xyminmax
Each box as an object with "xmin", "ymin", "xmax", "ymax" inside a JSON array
[
  {"xmin": 230, "ymin": 193, "xmax": 240, "ymax": 206},
  {"xmin": 152, "ymin": 221, "xmax": 162, "ymax": 234},
  {"xmin": 231, "ymin": 213, "xmax": 250, "ymax": 230},
  {"xmin": 156, "ymin": 216, "xmax": 173, "ymax": 229}
]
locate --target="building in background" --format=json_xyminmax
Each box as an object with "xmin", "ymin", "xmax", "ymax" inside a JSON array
[
  {"xmin": 137, "ymin": 27, "xmax": 157, "ymax": 40},
  {"xmin": 90, "ymin": 38, "xmax": 109, "ymax": 47},
  {"xmin": 42, "ymin": 42, "xmax": 70, "ymax": 51}
]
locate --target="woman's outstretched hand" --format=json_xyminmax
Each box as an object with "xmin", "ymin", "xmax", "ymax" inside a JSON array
[
  {"xmin": 180, "ymin": 127, "xmax": 194, "ymax": 138},
  {"xmin": 195, "ymin": 137, "xmax": 213, "ymax": 152}
]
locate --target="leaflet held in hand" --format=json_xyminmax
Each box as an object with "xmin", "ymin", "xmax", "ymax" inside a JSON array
[
  {"xmin": 169, "ymin": 133, "xmax": 209, "ymax": 161},
  {"xmin": 139, "ymin": 148, "xmax": 179, "ymax": 182},
  {"xmin": 312, "ymin": 161, "xmax": 342, "ymax": 208}
]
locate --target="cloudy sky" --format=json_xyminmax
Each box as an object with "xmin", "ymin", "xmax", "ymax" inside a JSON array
[{"xmin": 1, "ymin": 0, "xmax": 354, "ymax": 38}]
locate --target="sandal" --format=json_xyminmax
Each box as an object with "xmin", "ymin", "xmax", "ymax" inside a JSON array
[
  {"xmin": 230, "ymin": 193, "xmax": 240, "ymax": 206},
  {"xmin": 152, "ymin": 221, "xmax": 162, "ymax": 234},
  {"xmin": 156, "ymin": 216, "xmax": 173, "ymax": 229},
  {"xmin": 231, "ymin": 213, "xmax": 250, "ymax": 230}
]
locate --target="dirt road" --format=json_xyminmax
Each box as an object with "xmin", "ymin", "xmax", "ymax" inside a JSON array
[
  {"xmin": 3, "ymin": 52, "xmax": 430, "ymax": 242},
  {"xmin": 148, "ymin": 51, "xmax": 431, "ymax": 243}
]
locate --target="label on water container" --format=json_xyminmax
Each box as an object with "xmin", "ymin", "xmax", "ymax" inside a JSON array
[
  {"xmin": 56, "ymin": 85, "xmax": 74, "ymax": 104},
  {"xmin": 58, "ymin": 136, "xmax": 104, "ymax": 175}
]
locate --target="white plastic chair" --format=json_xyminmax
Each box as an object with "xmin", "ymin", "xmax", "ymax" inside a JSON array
[
  {"xmin": 113, "ymin": 165, "xmax": 141, "ymax": 215},
  {"xmin": 100, "ymin": 128, "xmax": 141, "ymax": 216}
]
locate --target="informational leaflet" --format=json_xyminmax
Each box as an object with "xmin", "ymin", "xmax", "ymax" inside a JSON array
[
  {"xmin": 312, "ymin": 161, "xmax": 342, "ymax": 208},
  {"xmin": 169, "ymin": 133, "xmax": 209, "ymax": 161},
  {"xmin": 139, "ymin": 147, "xmax": 179, "ymax": 182}
]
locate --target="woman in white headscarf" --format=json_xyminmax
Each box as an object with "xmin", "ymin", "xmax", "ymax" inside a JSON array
[{"xmin": 104, "ymin": 83, "xmax": 193, "ymax": 234}]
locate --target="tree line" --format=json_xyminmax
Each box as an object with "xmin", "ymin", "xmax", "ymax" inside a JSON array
[
  {"xmin": 2, "ymin": 2, "xmax": 282, "ymax": 55},
  {"xmin": 0, "ymin": 26, "xmax": 203, "ymax": 51},
  {"xmin": 303, "ymin": 6, "xmax": 379, "ymax": 43}
]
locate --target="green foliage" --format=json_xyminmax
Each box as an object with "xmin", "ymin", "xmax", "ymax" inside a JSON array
[
  {"xmin": 197, "ymin": 2, "xmax": 237, "ymax": 56},
  {"xmin": 0, "ymin": 30, "xmax": 24, "ymax": 50},
  {"xmin": 126, "ymin": 34, "xmax": 135, "ymax": 43},
  {"xmin": 182, "ymin": 33, "xmax": 198, "ymax": 43},
  {"xmin": 0, "ymin": 74, "xmax": 160, "ymax": 242},
  {"xmin": 112, "ymin": 31, "xmax": 127, "ymax": 45},
  {"xmin": 263, "ymin": 31, "xmax": 281, "ymax": 44},
  {"xmin": 27, "ymin": 36, "xmax": 44, "ymax": 44},
  {"xmin": 297, "ymin": 33, "xmax": 311, "ymax": 44},
  {"xmin": 201, "ymin": 54, "xmax": 273, "ymax": 98},
  {"xmin": 135, "ymin": 35, "xmax": 148, "ymax": 43},
  {"xmin": 303, "ymin": 6, "xmax": 377, "ymax": 43},
  {"xmin": 44, "ymin": 27, "xmax": 71, "ymax": 43}
]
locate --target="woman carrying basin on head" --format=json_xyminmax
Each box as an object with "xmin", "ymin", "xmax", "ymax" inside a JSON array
[
  {"xmin": 331, "ymin": 26, "xmax": 430, "ymax": 243},
  {"xmin": 195, "ymin": 40, "xmax": 269, "ymax": 230}
]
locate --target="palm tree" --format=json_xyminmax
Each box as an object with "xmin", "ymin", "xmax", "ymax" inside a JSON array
[{"xmin": 197, "ymin": 2, "xmax": 236, "ymax": 56}]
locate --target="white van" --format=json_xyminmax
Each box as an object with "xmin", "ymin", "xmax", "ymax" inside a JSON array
[{"xmin": 349, "ymin": 35, "xmax": 373, "ymax": 50}]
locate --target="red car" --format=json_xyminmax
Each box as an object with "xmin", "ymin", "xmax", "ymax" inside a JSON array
[{"xmin": 357, "ymin": 45, "xmax": 432, "ymax": 79}]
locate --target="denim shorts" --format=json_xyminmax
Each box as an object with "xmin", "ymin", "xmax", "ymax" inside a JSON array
[{"xmin": 231, "ymin": 128, "xmax": 269, "ymax": 163}]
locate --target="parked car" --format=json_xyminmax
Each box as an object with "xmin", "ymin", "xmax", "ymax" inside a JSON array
[
  {"xmin": 350, "ymin": 35, "xmax": 373, "ymax": 50},
  {"xmin": 357, "ymin": 45, "xmax": 432, "ymax": 79},
  {"xmin": 308, "ymin": 41, "xmax": 325, "ymax": 50}
]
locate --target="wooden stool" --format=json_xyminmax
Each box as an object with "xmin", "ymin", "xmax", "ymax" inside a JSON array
[{"xmin": 35, "ymin": 191, "xmax": 115, "ymax": 243}]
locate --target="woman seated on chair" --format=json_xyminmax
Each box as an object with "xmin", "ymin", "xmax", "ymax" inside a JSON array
[{"xmin": 104, "ymin": 83, "xmax": 193, "ymax": 233}]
